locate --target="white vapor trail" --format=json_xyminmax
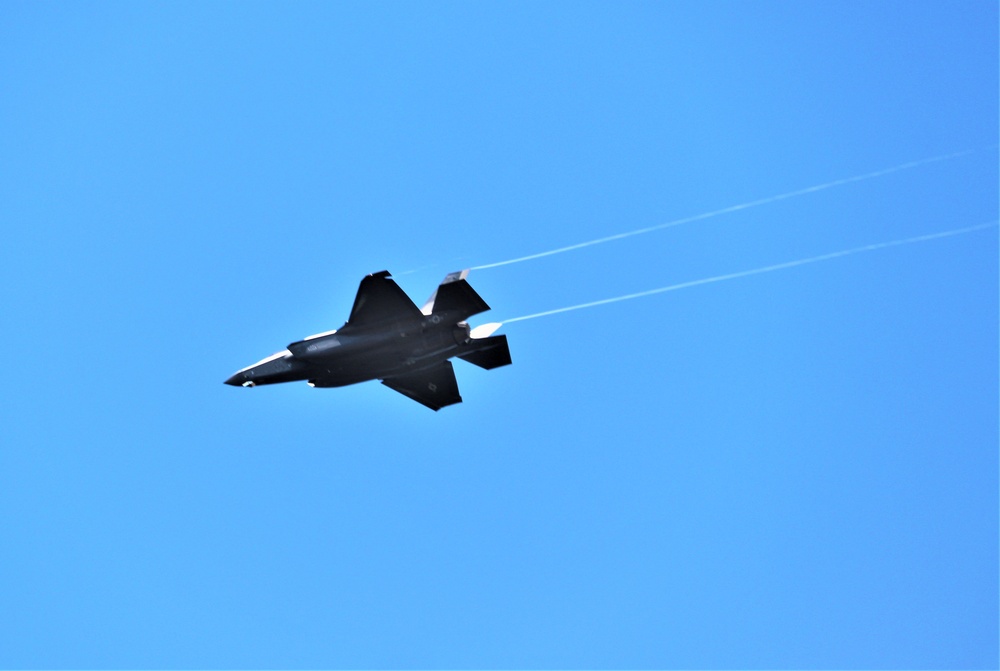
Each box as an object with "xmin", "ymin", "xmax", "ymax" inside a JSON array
[
  {"xmin": 502, "ymin": 222, "xmax": 997, "ymax": 324},
  {"xmin": 472, "ymin": 148, "xmax": 980, "ymax": 271}
]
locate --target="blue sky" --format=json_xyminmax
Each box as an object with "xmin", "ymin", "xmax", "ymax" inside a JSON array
[{"xmin": 1, "ymin": 2, "xmax": 997, "ymax": 668}]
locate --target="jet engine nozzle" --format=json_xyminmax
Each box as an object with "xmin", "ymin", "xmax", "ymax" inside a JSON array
[
  {"xmin": 453, "ymin": 322, "xmax": 472, "ymax": 345},
  {"xmin": 470, "ymin": 322, "xmax": 503, "ymax": 339}
]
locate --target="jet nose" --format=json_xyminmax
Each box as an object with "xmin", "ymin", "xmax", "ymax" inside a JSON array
[{"xmin": 224, "ymin": 372, "xmax": 254, "ymax": 387}]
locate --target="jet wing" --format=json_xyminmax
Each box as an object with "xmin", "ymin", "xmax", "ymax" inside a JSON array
[
  {"xmin": 347, "ymin": 271, "xmax": 423, "ymax": 328},
  {"xmin": 381, "ymin": 361, "xmax": 462, "ymax": 411}
]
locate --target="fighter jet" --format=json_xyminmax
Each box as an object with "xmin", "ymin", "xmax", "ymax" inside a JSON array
[{"xmin": 224, "ymin": 270, "xmax": 511, "ymax": 410}]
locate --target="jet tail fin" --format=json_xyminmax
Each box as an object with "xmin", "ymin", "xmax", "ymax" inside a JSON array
[
  {"xmin": 421, "ymin": 270, "xmax": 467, "ymax": 315},
  {"xmin": 422, "ymin": 269, "xmax": 491, "ymax": 321}
]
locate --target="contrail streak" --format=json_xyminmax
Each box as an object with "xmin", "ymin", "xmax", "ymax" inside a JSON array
[
  {"xmin": 502, "ymin": 222, "xmax": 997, "ymax": 324},
  {"xmin": 472, "ymin": 148, "xmax": 980, "ymax": 271}
]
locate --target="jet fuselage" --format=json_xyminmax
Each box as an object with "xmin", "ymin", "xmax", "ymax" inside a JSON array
[
  {"xmin": 224, "ymin": 270, "xmax": 511, "ymax": 410},
  {"xmin": 225, "ymin": 316, "xmax": 472, "ymax": 388}
]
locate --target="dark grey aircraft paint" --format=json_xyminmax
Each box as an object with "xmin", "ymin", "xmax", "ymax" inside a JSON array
[{"xmin": 224, "ymin": 270, "xmax": 511, "ymax": 410}]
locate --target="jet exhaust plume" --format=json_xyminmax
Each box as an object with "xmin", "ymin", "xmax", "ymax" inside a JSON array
[
  {"xmin": 501, "ymin": 222, "xmax": 997, "ymax": 324},
  {"xmin": 472, "ymin": 148, "xmax": 982, "ymax": 271}
]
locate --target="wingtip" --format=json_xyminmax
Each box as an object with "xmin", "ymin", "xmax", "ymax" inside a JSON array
[{"xmin": 442, "ymin": 269, "xmax": 470, "ymax": 283}]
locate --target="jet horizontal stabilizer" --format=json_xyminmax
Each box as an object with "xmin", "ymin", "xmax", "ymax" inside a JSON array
[{"xmin": 458, "ymin": 335, "xmax": 511, "ymax": 370}]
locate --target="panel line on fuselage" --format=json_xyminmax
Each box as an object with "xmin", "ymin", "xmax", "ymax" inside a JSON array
[{"xmin": 234, "ymin": 349, "xmax": 292, "ymax": 374}]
